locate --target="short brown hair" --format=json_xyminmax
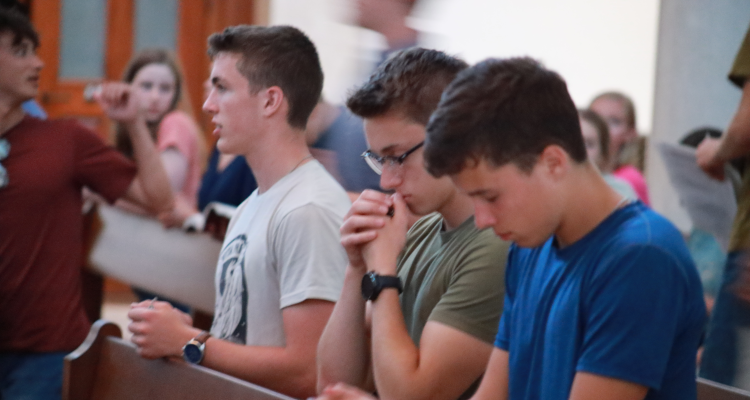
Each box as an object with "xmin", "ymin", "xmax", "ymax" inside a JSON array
[
  {"xmin": 0, "ymin": 6, "xmax": 38, "ymax": 48},
  {"xmin": 208, "ymin": 25, "xmax": 323, "ymax": 130},
  {"xmin": 424, "ymin": 57, "xmax": 586, "ymax": 176},
  {"xmin": 346, "ymin": 47, "xmax": 468, "ymax": 126}
]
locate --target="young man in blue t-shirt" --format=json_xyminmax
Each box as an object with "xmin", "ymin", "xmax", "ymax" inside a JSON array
[{"xmin": 422, "ymin": 57, "xmax": 706, "ymax": 400}]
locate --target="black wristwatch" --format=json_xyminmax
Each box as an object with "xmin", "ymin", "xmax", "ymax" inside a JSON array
[
  {"xmin": 183, "ymin": 331, "xmax": 211, "ymax": 364},
  {"xmin": 361, "ymin": 272, "xmax": 403, "ymax": 301}
]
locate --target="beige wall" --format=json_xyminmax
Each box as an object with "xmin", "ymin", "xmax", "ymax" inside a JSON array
[{"xmin": 270, "ymin": 0, "xmax": 660, "ymax": 134}]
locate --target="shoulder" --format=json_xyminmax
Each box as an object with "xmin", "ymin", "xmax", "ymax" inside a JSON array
[
  {"xmin": 274, "ymin": 161, "xmax": 351, "ymax": 220},
  {"xmin": 730, "ymin": 24, "xmax": 750, "ymax": 87},
  {"xmin": 608, "ymin": 203, "xmax": 687, "ymax": 252},
  {"xmin": 589, "ymin": 204, "xmax": 700, "ymax": 290},
  {"xmin": 449, "ymin": 219, "xmax": 510, "ymax": 267},
  {"xmin": 158, "ymin": 111, "xmax": 200, "ymax": 137},
  {"xmin": 161, "ymin": 110, "xmax": 196, "ymax": 127},
  {"xmin": 408, "ymin": 213, "xmax": 443, "ymax": 235}
]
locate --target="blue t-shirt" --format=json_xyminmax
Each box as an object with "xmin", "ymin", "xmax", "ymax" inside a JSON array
[
  {"xmin": 495, "ymin": 201, "xmax": 705, "ymax": 400},
  {"xmin": 197, "ymin": 147, "xmax": 257, "ymax": 210}
]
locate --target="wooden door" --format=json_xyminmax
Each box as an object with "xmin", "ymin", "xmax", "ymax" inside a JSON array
[{"xmin": 30, "ymin": 0, "xmax": 261, "ymax": 140}]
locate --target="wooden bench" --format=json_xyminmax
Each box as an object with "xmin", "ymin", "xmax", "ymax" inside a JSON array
[
  {"xmin": 698, "ymin": 377, "xmax": 750, "ymax": 400},
  {"xmin": 63, "ymin": 320, "xmax": 294, "ymax": 400}
]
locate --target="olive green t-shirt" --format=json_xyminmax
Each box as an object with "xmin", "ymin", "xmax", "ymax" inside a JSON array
[
  {"xmin": 728, "ymin": 24, "xmax": 750, "ymax": 251},
  {"xmin": 397, "ymin": 213, "xmax": 509, "ymax": 347}
]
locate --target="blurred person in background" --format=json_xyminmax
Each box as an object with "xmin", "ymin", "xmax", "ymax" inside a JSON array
[
  {"xmin": 578, "ymin": 108, "xmax": 637, "ymax": 200},
  {"xmin": 354, "ymin": 0, "xmax": 419, "ymax": 66},
  {"xmin": 0, "ymin": 8, "xmax": 172, "ymax": 399},
  {"xmin": 111, "ymin": 48, "xmax": 205, "ymax": 312},
  {"xmin": 697, "ymin": 22, "xmax": 750, "ymax": 390},
  {"xmin": 1, "ymin": 0, "xmax": 46, "ymax": 119},
  {"xmin": 307, "ymin": 99, "xmax": 381, "ymax": 201},
  {"xmin": 589, "ymin": 91, "xmax": 650, "ymax": 205},
  {"xmin": 113, "ymin": 48, "xmax": 204, "ymax": 227}
]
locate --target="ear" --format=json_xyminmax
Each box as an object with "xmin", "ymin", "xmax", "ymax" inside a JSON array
[
  {"xmin": 260, "ymin": 86, "xmax": 285, "ymax": 118},
  {"xmin": 538, "ymin": 145, "xmax": 570, "ymax": 179}
]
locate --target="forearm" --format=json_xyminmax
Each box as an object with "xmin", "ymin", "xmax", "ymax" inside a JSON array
[
  {"xmin": 715, "ymin": 82, "xmax": 750, "ymax": 162},
  {"xmin": 203, "ymin": 339, "xmax": 318, "ymax": 399},
  {"xmin": 470, "ymin": 349, "xmax": 509, "ymax": 400},
  {"xmin": 317, "ymin": 266, "xmax": 372, "ymax": 392},
  {"xmin": 369, "ymin": 290, "xmax": 429, "ymax": 400},
  {"xmin": 126, "ymin": 118, "xmax": 173, "ymax": 213}
]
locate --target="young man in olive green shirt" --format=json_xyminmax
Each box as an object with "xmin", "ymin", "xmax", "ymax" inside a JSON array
[{"xmin": 316, "ymin": 48, "xmax": 509, "ymax": 400}]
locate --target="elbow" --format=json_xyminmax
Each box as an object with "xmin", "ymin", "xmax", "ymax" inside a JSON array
[
  {"xmin": 281, "ymin": 365, "xmax": 318, "ymax": 399},
  {"xmin": 316, "ymin": 366, "xmax": 339, "ymax": 394}
]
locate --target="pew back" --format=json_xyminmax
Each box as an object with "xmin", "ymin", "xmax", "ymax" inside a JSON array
[
  {"xmin": 698, "ymin": 377, "xmax": 750, "ymax": 400},
  {"xmin": 63, "ymin": 320, "xmax": 294, "ymax": 400}
]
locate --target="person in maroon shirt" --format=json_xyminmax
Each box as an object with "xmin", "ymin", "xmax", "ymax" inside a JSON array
[{"xmin": 0, "ymin": 8, "xmax": 173, "ymax": 399}]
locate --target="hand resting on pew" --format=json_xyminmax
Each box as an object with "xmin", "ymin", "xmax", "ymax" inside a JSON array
[{"xmin": 128, "ymin": 299, "xmax": 200, "ymax": 359}]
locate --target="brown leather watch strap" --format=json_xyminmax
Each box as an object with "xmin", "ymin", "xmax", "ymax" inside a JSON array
[{"xmin": 195, "ymin": 331, "xmax": 211, "ymax": 344}]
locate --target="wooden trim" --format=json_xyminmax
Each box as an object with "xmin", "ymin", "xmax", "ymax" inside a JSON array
[
  {"xmin": 105, "ymin": 0, "xmax": 134, "ymax": 80},
  {"xmin": 32, "ymin": 0, "xmax": 61, "ymax": 100},
  {"xmin": 177, "ymin": 0, "xmax": 209, "ymax": 121}
]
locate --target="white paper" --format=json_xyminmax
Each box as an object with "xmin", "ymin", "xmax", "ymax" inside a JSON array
[{"xmin": 657, "ymin": 142, "xmax": 737, "ymax": 251}]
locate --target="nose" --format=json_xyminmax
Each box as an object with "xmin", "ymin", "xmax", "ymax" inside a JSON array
[
  {"xmin": 379, "ymin": 165, "xmax": 402, "ymax": 191},
  {"xmin": 32, "ymin": 54, "xmax": 43, "ymax": 70},
  {"xmin": 202, "ymin": 90, "xmax": 217, "ymax": 114},
  {"xmin": 473, "ymin": 200, "xmax": 496, "ymax": 230}
]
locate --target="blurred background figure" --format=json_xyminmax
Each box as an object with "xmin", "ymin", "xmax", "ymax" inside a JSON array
[
  {"xmin": 112, "ymin": 48, "xmax": 205, "ymax": 226},
  {"xmin": 590, "ymin": 91, "xmax": 651, "ymax": 205},
  {"xmin": 354, "ymin": 0, "xmax": 419, "ymax": 66},
  {"xmin": 697, "ymin": 21, "xmax": 750, "ymax": 389},
  {"xmin": 0, "ymin": 0, "xmax": 45, "ymax": 119},
  {"xmin": 679, "ymin": 127, "xmax": 739, "ymax": 314},
  {"xmin": 579, "ymin": 109, "xmax": 637, "ymax": 200},
  {"xmin": 307, "ymin": 99, "xmax": 380, "ymax": 201},
  {"xmin": 110, "ymin": 48, "xmax": 205, "ymax": 312}
]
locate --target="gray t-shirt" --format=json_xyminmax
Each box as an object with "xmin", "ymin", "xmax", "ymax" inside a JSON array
[{"xmin": 211, "ymin": 160, "xmax": 350, "ymax": 347}]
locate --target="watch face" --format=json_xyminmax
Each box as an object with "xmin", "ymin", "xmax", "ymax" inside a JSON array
[
  {"xmin": 361, "ymin": 272, "xmax": 377, "ymax": 300},
  {"xmin": 183, "ymin": 343, "xmax": 203, "ymax": 364}
]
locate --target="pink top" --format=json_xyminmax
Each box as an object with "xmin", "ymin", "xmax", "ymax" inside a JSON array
[
  {"xmin": 157, "ymin": 111, "xmax": 202, "ymax": 206},
  {"xmin": 613, "ymin": 164, "xmax": 650, "ymax": 206}
]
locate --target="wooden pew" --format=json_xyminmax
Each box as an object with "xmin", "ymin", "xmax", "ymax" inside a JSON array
[
  {"xmin": 64, "ymin": 320, "xmax": 294, "ymax": 400},
  {"xmin": 698, "ymin": 377, "xmax": 750, "ymax": 400}
]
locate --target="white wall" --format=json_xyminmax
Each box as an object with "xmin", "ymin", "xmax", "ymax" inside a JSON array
[{"xmin": 271, "ymin": 0, "xmax": 660, "ymax": 134}]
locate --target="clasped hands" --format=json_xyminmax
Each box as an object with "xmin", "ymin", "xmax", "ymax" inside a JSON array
[{"xmin": 340, "ymin": 190, "xmax": 409, "ymax": 275}]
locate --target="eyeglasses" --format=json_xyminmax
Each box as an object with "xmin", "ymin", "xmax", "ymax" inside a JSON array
[
  {"xmin": 361, "ymin": 141, "xmax": 424, "ymax": 175},
  {"xmin": 0, "ymin": 138, "xmax": 8, "ymax": 189}
]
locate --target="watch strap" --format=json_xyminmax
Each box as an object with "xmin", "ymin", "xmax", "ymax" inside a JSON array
[{"xmin": 377, "ymin": 275, "xmax": 403, "ymax": 293}]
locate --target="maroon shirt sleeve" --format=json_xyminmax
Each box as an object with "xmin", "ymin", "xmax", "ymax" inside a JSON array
[{"xmin": 72, "ymin": 123, "xmax": 137, "ymax": 203}]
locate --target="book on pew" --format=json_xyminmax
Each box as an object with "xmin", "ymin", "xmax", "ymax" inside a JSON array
[{"xmin": 183, "ymin": 201, "xmax": 237, "ymax": 233}]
